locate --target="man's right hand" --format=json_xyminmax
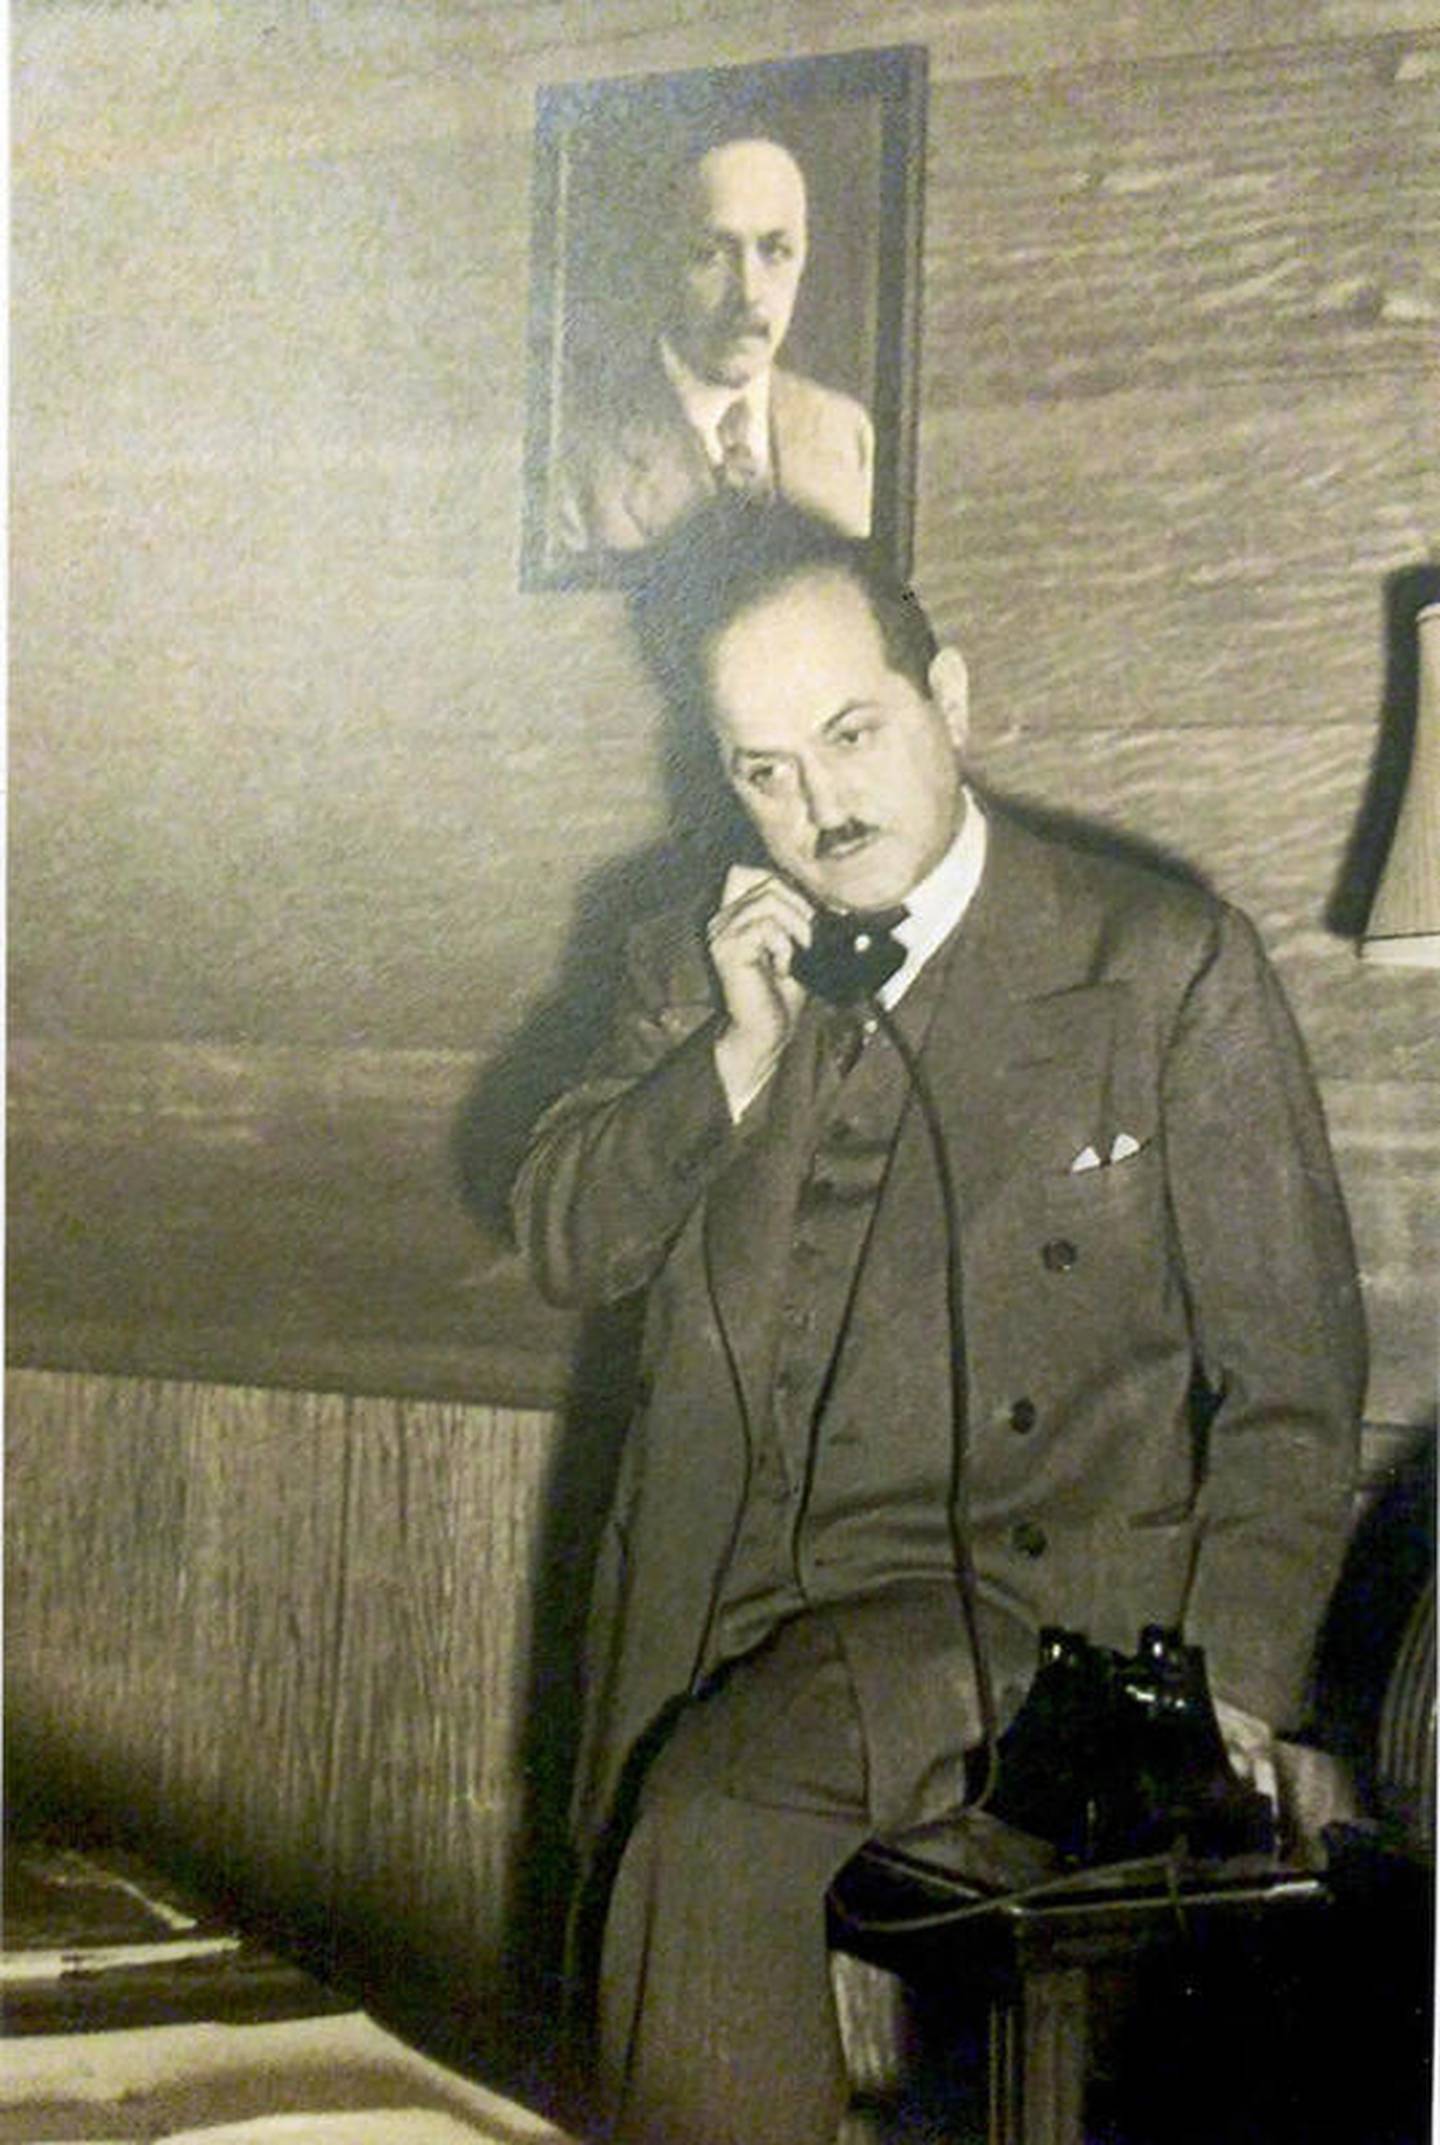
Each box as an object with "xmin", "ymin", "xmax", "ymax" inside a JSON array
[{"xmin": 707, "ymin": 864, "xmax": 814, "ymax": 1119}]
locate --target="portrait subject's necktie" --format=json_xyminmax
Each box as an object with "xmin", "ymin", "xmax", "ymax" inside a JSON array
[{"xmin": 716, "ymin": 398, "xmax": 767, "ymax": 494}]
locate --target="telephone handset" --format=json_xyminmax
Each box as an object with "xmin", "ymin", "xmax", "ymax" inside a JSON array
[{"xmin": 790, "ymin": 907, "xmax": 907, "ymax": 1006}]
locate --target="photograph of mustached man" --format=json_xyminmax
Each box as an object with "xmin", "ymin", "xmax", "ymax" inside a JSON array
[{"xmin": 550, "ymin": 110, "xmax": 876, "ymax": 563}]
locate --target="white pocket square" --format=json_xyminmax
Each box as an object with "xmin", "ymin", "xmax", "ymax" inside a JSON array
[{"xmin": 1069, "ymin": 1132, "xmax": 1145, "ymax": 1174}]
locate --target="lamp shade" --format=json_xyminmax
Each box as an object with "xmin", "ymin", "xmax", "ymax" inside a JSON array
[{"xmin": 1362, "ymin": 599, "xmax": 1440, "ymax": 966}]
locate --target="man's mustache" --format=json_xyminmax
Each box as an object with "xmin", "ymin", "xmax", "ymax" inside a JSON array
[
  {"xmin": 715, "ymin": 308, "xmax": 772, "ymax": 339},
  {"xmin": 814, "ymin": 820, "xmax": 876, "ymax": 858}
]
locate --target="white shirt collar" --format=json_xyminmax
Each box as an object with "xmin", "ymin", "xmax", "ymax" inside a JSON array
[
  {"xmin": 659, "ymin": 338, "xmax": 772, "ymax": 470},
  {"xmin": 880, "ymin": 788, "xmax": 988, "ymax": 1009},
  {"xmin": 719, "ymin": 791, "xmax": 987, "ymax": 1125}
]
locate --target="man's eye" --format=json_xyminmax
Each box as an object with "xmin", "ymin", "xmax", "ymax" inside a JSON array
[
  {"xmin": 834, "ymin": 722, "xmax": 875, "ymax": 750},
  {"xmin": 759, "ymin": 236, "xmax": 795, "ymax": 264},
  {"xmin": 741, "ymin": 763, "xmax": 780, "ymax": 793}
]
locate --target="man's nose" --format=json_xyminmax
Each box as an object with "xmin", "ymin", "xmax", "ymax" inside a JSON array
[
  {"xmin": 797, "ymin": 758, "xmax": 847, "ymax": 828},
  {"xmin": 736, "ymin": 245, "xmax": 765, "ymax": 307}
]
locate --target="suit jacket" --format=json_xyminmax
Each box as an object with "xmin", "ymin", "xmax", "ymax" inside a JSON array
[
  {"xmin": 552, "ymin": 352, "xmax": 874, "ymax": 556},
  {"xmin": 511, "ymin": 811, "xmax": 1366, "ymax": 1857}
]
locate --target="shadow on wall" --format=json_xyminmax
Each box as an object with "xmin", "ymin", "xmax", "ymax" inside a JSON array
[
  {"xmin": 451, "ymin": 550, "xmax": 759, "ymax": 1238},
  {"xmin": 1328, "ymin": 561, "xmax": 1440, "ymax": 940},
  {"xmin": 450, "ymin": 834, "xmax": 718, "ymax": 1238}
]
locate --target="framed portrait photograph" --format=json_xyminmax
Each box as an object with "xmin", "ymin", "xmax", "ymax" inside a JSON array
[{"xmin": 520, "ymin": 45, "xmax": 928, "ymax": 589}]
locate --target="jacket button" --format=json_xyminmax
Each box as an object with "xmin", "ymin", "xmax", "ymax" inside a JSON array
[
  {"xmin": 1042, "ymin": 1238, "xmax": 1079, "ymax": 1272},
  {"xmin": 1011, "ymin": 1519, "xmax": 1048, "ymax": 1559},
  {"xmin": 1008, "ymin": 1398, "xmax": 1038, "ymax": 1435},
  {"xmin": 675, "ymin": 1137, "xmax": 715, "ymax": 1183}
]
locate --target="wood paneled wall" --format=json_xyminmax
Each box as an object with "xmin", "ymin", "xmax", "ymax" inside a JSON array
[
  {"xmin": 10, "ymin": 0, "xmax": 1437, "ymax": 1415},
  {"xmin": 4, "ymin": 1368, "xmax": 596, "ymax": 2074},
  {"xmin": 12, "ymin": 8, "xmax": 1438, "ymax": 1062},
  {"xmin": 4, "ymin": 1362, "xmax": 1427, "ymax": 2063}
]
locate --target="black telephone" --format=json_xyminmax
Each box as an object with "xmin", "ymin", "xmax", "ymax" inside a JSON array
[
  {"xmin": 979, "ymin": 1624, "xmax": 1276, "ymax": 1866},
  {"xmin": 791, "ymin": 908, "xmax": 907, "ymax": 1006}
]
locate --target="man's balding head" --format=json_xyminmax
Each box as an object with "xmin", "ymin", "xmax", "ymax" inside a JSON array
[
  {"xmin": 665, "ymin": 136, "xmax": 809, "ymax": 387},
  {"xmin": 629, "ymin": 502, "xmax": 940, "ymax": 711}
]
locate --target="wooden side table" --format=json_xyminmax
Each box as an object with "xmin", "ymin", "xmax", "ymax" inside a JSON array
[{"xmin": 829, "ymin": 1823, "xmax": 1330, "ymax": 2145}]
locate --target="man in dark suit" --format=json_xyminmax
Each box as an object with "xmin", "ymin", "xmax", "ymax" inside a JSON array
[
  {"xmin": 511, "ymin": 509, "xmax": 1365, "ymax": 2144},
  {"xmin": 552, "ymin": 136, "xmax": 873, "ymax": 558}
]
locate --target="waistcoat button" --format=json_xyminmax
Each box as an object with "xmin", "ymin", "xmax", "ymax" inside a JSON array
[
  {"xmin": 1009, "ymin": 1397, "xmax": 1038, "ymax": 1434},
  {"xmin": 1011, "ymin": 1519, "xmax": 1049, "ymax": 1559},
  {"xmin": 1042, "ymin": 1238, "xmax": 1079, "ymax": 1272}
]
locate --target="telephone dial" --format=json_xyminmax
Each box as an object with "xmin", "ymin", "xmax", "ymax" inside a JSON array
[{"xmin": 791, "ymin": 907, "xmax": 907, "ymax": 1006}]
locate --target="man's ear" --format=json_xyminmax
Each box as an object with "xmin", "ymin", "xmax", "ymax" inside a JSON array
[{"xmin": 929, "ymin": 645, "xmax": 970, "ymax": 749}]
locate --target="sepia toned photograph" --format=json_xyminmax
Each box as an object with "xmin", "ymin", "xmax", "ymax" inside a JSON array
[
  {"xmin": 8, "ymin": 8, "xmax": 1437, "ymax": 2145},
  {"xmin": 520, "ymin": 47, "xmax": 926, "ymax": 586}
]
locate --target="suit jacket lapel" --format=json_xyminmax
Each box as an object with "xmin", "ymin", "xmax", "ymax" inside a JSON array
[
  {"xmin": 866, "ymin": 811, "xmax": 1130, "ymax": 1244},
  {"xmin": 613, "ymin": 355, "xmax": 716, "ymax": 540}
]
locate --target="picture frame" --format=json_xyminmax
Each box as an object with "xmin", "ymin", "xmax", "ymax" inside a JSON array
[{"xmin": 520, "ymin": 45, "xmax": 928, "ymax": 589}]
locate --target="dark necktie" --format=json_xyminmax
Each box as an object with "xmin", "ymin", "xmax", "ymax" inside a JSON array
[{"xmin": 716, "ymin": 398, "xmax": 766, "ymax": 494}]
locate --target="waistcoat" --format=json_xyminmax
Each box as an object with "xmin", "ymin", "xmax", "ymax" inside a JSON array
[{"xmin": 712, "ymin": 950, "xmax": 962, "ymax": 1665}]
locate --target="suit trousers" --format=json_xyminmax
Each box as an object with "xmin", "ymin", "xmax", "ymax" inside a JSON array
[{"xmin": 597, "ymin": 1603, "xmax": 979, "ymax": 2145}]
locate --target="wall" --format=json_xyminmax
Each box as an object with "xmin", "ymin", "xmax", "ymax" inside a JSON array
[
  {"xmin": 9, "ymin": 0, "xmax": 1437, "ymax": 1413},
  {"xmin": 7, "ymin": 0, "xmax": 1438, "ymax": 2081},
  {"xmin": 4, "ymin": 1369, "xmax": 580, "ymax": 2085}
]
